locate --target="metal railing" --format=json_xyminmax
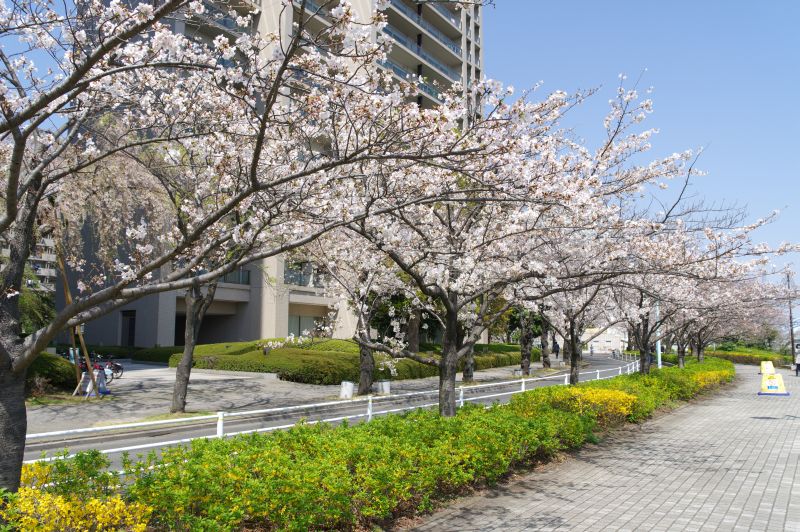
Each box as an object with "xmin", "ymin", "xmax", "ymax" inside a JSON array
[
  {"xmin": 379, "ymin": 59, "xmax": 441, "ymax": 101},
  {"xmin": 25, "ymin": 359, "xmax": 639, "ymax": 463},
  {"xmin": 383, "ymin": 24, "xmax": 460, "ymax": 81},
  {"xmin": 611, "ymin": 350, "xmax": 639, "ymax": 362},
  {"xmin": 389, "ymin": 0, "xmax": 461, "ymax": 56}
]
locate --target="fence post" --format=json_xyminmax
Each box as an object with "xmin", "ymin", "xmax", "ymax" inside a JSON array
[
  {"xmin": 618, "ymin": 367, "xmax": 622, "ymax": 376},
  {"xmin": 596, "ymin": 369, "xmax": 600, "ymax": 380},
  {"xmin": 459, "ymin": 386, "xmax": 464, "ymax": 408},
  {"xmin": 563, "ymin": 374, "xmax": 569, "ymax": 385},
  {"xmin": 367, "ymin": 395, "xmax": 373, "ymax": 422},
  {"xmin": 216, "ymin": 411, "xmax": 225, "ymax": 438},
  {"xmin": 521, "ymin": 378, "xmax": 526, "ymax": 392}
]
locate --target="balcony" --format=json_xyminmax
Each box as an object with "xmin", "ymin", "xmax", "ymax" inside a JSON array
[
  {"xmin": 428, "ymin": 2, "xmax": 461, "ymax": 29},
  {"xmin": 379, "ymin": 59, "xmax": 441, "ymax": 101},
  {"xmin": 284, "ymin": 262, "xmax": 327, "ymax": 288},
  {"xmin": 388, "ymin": 0, "xmax": 461, "ymax": 56},
  {"xmin": 383, "ymin": 24, "xmax": 460, "ymax": 81},
  {"xmin": 220, "ymin": 269, "xmax": 251, "ymax": 285},
  {"xmin": 193, "ymin": 1, "xmax": 253, "ymax": 36},
  {"xmin": 293, "ymin": 0, "xmax": 331, "ymax": 18},
  {"xmin": 34, "ymin": 267, "xmax": 57, "ymax": 278}
]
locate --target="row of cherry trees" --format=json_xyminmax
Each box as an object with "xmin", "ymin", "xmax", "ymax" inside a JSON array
[
  {"xmin": 0, "ymin": 0, "xmax": 511, "ymax": 491},
  {"xmin": 0, "ymin": 0, "xmax": 792, "ymax": 491}
]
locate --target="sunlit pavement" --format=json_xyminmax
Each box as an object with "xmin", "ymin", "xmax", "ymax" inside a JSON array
[{"xmin": 411, "ymin": 366, "xmax": 800, "ymax": 532}]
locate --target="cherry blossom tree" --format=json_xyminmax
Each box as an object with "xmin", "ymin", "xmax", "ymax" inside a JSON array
[{"xmin": 326, "ymin": 81, "xmax": 701, "ymax": 415}]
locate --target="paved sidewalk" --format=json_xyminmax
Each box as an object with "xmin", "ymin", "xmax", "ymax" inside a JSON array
[{"xmin": 410, "ymin": 365, "xmax": 800, "ymax": 532}]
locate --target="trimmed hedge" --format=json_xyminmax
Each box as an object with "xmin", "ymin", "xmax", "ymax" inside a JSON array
[
  {"xmin": 704, "ymin": 351, "xmax": 790, "ymax": 366},
  {"xmin": 8, "ymin": 358, "xmax": 734, "ymax": 531},
  {"xmin": 26, "ymin": 353, "xmax": 76, "ymax": 393},
  {"xmin": 167, "ymin": 345, "xmax": 539, "ymax": 384},
  {"xmin": 131, "ymin": 339, "xmax": 285, "ymax": 364}
]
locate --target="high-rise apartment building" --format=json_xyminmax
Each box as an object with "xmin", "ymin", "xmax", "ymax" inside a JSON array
[
  {"xmin": 2, "ymin": 237, "xmax": 57, "ymax": 292},
  {"xmin": 77, "ymin": 0, "xmax": 482, "ymax": 348}
]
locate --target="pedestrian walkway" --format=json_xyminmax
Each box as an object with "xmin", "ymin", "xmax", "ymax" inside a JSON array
[{"xmin": 410, "ymin": 365, "xmax": 800, "ymax": 532}]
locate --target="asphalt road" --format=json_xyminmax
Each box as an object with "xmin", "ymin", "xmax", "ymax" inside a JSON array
[{"xmin": 24, "ymin": 355, "xmax": 630, "ymax": 467}]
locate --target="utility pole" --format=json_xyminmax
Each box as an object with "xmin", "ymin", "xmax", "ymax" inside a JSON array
[{"xmin": 789, "ymin": 273, "xmax": 796, "ymax": 363}]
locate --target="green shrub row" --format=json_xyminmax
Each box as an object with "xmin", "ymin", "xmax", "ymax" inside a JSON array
[
  {"xmin": 704, "ymin": 351, "xmax": 790, "ymax": 366},
  {"xmin": 11, "ymin": 358, "xmax": 734, "ymax": 531},
  {"xmin": 168, "ymin": 341, "xmax": 536, "ymax": 384}
]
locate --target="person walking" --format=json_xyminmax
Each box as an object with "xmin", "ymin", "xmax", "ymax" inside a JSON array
[
  {"xmin": 553, "ymin": 341, "xmax": 560, "ymax": 359},
  {"xmin": 795, "ymin": 353, "xmax": 800, "ymax": 377}
]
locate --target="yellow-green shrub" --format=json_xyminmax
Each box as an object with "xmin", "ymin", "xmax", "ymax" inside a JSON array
[
  {"xmin": 1, "ymin": 462, "xmax": 152, "ymax": 532},
  {"xmin": 8, "ymin": 358, "xmax": 733, "ymax": 531},
  {"xmin": 510, "ymin": 386, "xmax": 635, "ymax": 427}
]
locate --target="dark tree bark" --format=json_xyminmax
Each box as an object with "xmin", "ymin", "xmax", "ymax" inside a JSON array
[
  {"xmin": 456, "ymin": 322, "xmax": 474, "ymax": 382},
  {"xmin": 171, "ymin": 281, "xmax": 217, "ymax": 414},
  {"xmin": 568, "ymin": 318, "xmax": 581, "ymax": 384},
  {"xmin": 438, "ymin": 307, "xmax": 460, "ymax": 416},
  {"xmin": 357, "ymin": 343, "xmax": 375, "ymax": 395},
  {"xmin": 462, "ymin": 343, "xmax": 475, "ymax": 382},
  {"xmin": 0, "ymin": 371, "xmax": 26, "ymax": 492},
  {"xmin": 0, "ymin": 190, "xmax": 39, "ymax": 491},
  {"xmin": 519, "ymin": 311, "xmax": 534, "ymax": 375},
  {"xmin": 677, "ymin": 341, "xmax": 687, "ymax": 368},
  {"xmin": 406, "ymin": 308, "xmax": 421, "ymax": 353},
  {"xmin": 540, "ymin": 318, "xmax": 551, "ymax": 369}
]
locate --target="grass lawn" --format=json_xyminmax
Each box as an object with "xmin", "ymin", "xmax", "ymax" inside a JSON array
[{"xmin": 26, "ymin": 392, "xmax": 117, "ymax": 408}]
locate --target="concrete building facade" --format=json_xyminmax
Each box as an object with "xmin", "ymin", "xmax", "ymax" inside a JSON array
[{"xmin": 76, "ymin": 0, "xmax": 482, "ymax": 348}]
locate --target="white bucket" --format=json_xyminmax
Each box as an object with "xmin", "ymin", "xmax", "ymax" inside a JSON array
[
  {"xmin": 339, "ymin": 381, "xmax": 354, "ymax": 399},
  {"xmin": 376, "ymin": 380, "xmax": 391, "ymax": 394}
]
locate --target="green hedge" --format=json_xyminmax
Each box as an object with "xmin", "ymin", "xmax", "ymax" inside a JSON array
[
  {"xmin": 26, "ymin": 353, "xmax": 76, "ymax": 393},
  {"xmin": 705, "ymin": 351, "xmax": 790, "ymax": 366},
  {"xmin": 131, "ymin": 339, "xmax": 287, "ymax": 364},
  {"xmin": 14, "ymin": 358, "xmax": 734, "ymax": 531},
  {"xmin": 168, "ymin": 346, "xmax": 538, "ymax": 384}
]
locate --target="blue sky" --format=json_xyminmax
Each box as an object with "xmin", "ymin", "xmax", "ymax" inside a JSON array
[{"xmin": 483, "ymin": 0, "xmax": 800, "ymax": 269}]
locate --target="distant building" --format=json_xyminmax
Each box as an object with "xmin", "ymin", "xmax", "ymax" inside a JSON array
[
  {"xmin": 584, "ymin": 326, "xmax": 629, "ymax": 354},
  {"xmin": 2, "ymin": 236, "xmax": 57, "ymax": 292}
]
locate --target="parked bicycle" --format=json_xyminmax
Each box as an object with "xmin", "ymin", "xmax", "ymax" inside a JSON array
[
  {"xmin": 74, "ymin": 353, "xmax": 123, "ymax": 383},
  {"xmin": 95, "ymin": 353, "xmax": 124, "ymax": 380}
]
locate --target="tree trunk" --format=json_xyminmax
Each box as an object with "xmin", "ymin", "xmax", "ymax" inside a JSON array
[
  {"xmin": 171, "ymin": 282, "xmax": 216, "ymax": 414},
  {"xmin": 438, "ymin": 308, "xmax": 459, "ymax": 417},
  {"xmin": 519, "ymin": 313, "xmax": 533, "ymax": 376},
  {"xmin": 697, "ymin": 343, "xmax": 705, "ymax": 362},
  {"xmin": 0, "ymin": 193, "xmax": 37, "ymax": 491},
  {"xmin": 640, "ymin": 344, "xmax": 652, "ymax": 374},
  {"xmin": 462, "ymin": 344, "xmax": 475, "ymax": 382},
  {"xmin": 0, "ymin": 369, "xmax": 27, "ymax": 492},
  {"xmin": 568, "ymin": 319, "xmax": 581, "ymax": 384},
  {"xmin": 357, "ymin": 343, "xmax": 375, "ymax": 395},
  {"xmin": 407, "ymin": 309, "xmax": 421, "ymax": 353},
  {"xmin": 677, "ymin": 342, "xmax": 686, "ymax": 368},
  {"xmin": 540, "ymin": 319, "xmax": 551, "ymax": 369}
]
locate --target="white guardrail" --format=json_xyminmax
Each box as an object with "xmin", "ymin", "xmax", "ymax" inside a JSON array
[{"xmin": 26, "ymin": 359, "xmax": 640, "ymax": 463}]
